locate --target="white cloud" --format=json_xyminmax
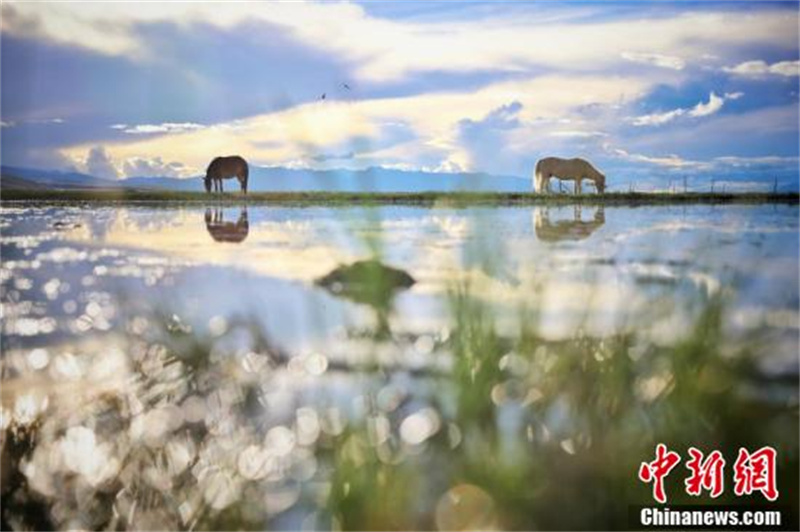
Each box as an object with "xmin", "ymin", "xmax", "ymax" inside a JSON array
[
  {"xmin": 630, "ymin": 91, "xmax": 743, "ymax": 126},
  {"xmin": 28, "ymin": 118, "xmax": 66, "ymax": 125},
  {"xmin": 1, "ymin": 118, "xmax": 65, "ymax": 127},
  {"xmin": 625, "ymin": 104, "xmax": 799, "ymax": 163},
  {"xmin": 63, "ymin": 74, "xmax": 651, "ymax": 173},
  {"xmin": 610, "ymin": 147, "xmax": 797, "ymax": 172},
  {"xmin": 2, "ymin": 3, "xmax": 798, "ymax": 82},
  {"xmin": 611, "ymin": 147, "xmax": 710, "ymax": 169},
  {"xmin": 548, "ymin": 130, "xmax": 608, "ymax": 138},
  {"xmin": 621, "ymin": 52, "xmax": 685, "ymax": 70},
  {"xmin": 723, "ymin": 60, "xmax": 800, "ymax": 77},
  {"xmin": 111, "ymin": 122, "xmax": 206, "ymax": 134},
  {"xmin": 85, "ymin": 146, "xmax": 119, "ymax": 179},
  {"xmin": 122, "ymin": 156, "xmax": 190, "ymax": 177},
  {"xmin": 6, "ymin": 3, "xmax": 795, "ymax": 178},
  {"xmin": 630, "ymin": 108, "xmax": 686, "ymax": 126},
  {"xmin": 714, "ymin": 155, "xmax": 799, "ymax": 167},
  {"xmin": 687, "ymin": 91, "xmax": 725, "ymax": 117}
]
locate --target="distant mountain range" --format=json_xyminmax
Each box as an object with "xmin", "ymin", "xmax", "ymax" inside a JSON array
[{"xmin": 0, "ymin": 165, "xmax": 531, "ymax": 193}]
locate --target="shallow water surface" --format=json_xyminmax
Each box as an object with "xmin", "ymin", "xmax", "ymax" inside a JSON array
[{"xmin": 1, "ymin": 202, "xmax": 798, "ymax": 530}]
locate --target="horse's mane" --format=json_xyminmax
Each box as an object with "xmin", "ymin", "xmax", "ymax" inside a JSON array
[{"xmin": 206, "ymin": 157, "xmax": 223, "ymax": 173}]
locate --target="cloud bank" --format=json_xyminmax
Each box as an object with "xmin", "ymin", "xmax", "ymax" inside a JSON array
[{"xmin": 1, "ymin": 1, "xmax": 797, "ymax": 189}]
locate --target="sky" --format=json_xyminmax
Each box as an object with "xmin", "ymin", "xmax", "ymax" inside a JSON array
[{"xmin": 1, "ymin": 1, "xmax": 799, "ymax": 191}]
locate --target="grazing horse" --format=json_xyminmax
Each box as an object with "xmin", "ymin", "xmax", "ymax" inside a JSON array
[
  {"xmin": 533, "ymin": 157, "xmax": 606, "ymax": 194},
  {"xmin": 204, "ymin": 155, "xmax": 249, "ymax": 194}
]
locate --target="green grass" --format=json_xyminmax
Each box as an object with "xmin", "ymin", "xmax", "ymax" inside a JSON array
[{"xmin": 1, "ymin": 188, "xmax": 798, "ymax": 205}]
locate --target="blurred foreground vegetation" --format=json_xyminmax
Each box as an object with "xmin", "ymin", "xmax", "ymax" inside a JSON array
[{"xmin": 1, "ymin": 283, "xmax": 797, "ymax": 530}]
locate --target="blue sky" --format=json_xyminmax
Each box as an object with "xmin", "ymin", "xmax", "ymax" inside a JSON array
[{"xmin": 1, "ymin": 1, "xmax": 798, "ymax": 190}]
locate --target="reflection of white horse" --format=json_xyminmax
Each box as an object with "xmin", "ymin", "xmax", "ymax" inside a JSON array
[
  {"xmin": 532, "ymin": 206, "xmax": 605, "ymax": 242},
  {"xmin": 533, "ymin": 157, "xmax": 606, "ymax": 194}
]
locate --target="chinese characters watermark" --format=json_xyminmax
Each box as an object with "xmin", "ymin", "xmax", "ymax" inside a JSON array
[{"xmin": 638, "ymin": 445, "xmax": 779, "ymax": 503}]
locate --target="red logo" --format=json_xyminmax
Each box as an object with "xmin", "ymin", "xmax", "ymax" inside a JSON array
[
  {"xmin": 638, "ymin": 444, "xmax": 779, "ymax": 503},
  {"xmin": 733, "ymin": 446, "xmax": 779, "ymax": 501},
  {"xmin": 638, "ymin": 443, "xmax": 682, "ymax": 503},
  {"xmin": 685, "ymin": 447, "xmax": 725, "ymax": 498}
]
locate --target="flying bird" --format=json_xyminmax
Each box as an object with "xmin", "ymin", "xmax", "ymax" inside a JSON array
[
  {"xmin": 320, "ymin": 93, "xmax": 326, "ymax": 100},
  {"xmin": 342, "ymin": 83, "xmax": 351, "ymax": 90}
]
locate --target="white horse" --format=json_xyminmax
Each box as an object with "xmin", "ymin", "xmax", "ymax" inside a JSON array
[{"xmin": 533, "ymin": 157, "xmax": 606, "ymax": 194}]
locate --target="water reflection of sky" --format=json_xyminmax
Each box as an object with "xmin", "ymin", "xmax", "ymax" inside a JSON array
[
  {"xmin": 2, "ymin": 204, "xmax": 797, "ymax": 349},
  {"xmin": 3, "ymin": 202, "xmax": 799, "ymax": 388},
  {"xmin": 1, "ymin": 202, "xmax": 798, "ymax": 530}
]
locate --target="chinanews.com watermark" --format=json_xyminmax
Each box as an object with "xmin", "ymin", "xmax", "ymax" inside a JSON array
[
  {"xmin": 630, "ymin": 505, "xmax": 788, "ymax": 530},
  {"xmin": 629, "ymin": 444, "xmax": 791, "ymax": 530}
]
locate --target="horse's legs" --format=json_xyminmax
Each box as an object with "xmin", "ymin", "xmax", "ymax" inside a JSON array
[
  {"xmin": 576, "ymin": 179, "xmax": 582, "ymax": 195},
  {"xmin": 219, "ymin": 178, "xmax": 224, "ymax": 193}
]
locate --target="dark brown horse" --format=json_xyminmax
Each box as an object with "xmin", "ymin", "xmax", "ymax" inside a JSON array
[{"xmin": 204, "ymin": 155, "xmax": 249, "ymax": 194}]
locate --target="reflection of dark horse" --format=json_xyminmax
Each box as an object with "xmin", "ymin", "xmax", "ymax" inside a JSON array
[
  {"xmin": 204, "ymin": 208, "xmax": 249, "ymax": 243},
  {"xmin": 204, "ymin": 155, "xmax": 249, "ymax": 194},
  {"xmin": 533, "ymin": 206, "xmax": 605, "ymax": 242}
]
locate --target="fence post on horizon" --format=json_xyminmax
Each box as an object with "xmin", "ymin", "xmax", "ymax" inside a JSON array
[{"xmin": 711, "ymin": 178, "xmax": 715, "ymax": 193}]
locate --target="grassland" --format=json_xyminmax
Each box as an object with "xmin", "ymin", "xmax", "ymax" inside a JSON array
[{"xmin": 2, "ymin": 188, "xmax": 798, "ymax": 206}]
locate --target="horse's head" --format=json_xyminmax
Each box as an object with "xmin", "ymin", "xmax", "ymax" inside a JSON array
[{"xmin": 596, "ymin": 173, "xmax": 606, "ymax": 194}]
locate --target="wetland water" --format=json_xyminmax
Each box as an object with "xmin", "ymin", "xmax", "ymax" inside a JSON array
[{"xmin": 1, "ymin": 202, "xmax": 798, "ymax": 529}]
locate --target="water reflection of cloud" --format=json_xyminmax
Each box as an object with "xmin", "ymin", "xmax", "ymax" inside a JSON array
[
  {"xmin": 3, "ymin": 204, "xmax": 797, "ymax": 347},
  {"xmin": 99, "ymin": 210, "xmax": 349, "ymax": 281}
]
